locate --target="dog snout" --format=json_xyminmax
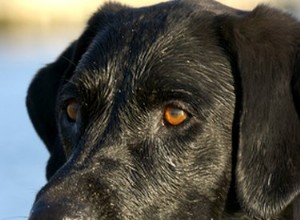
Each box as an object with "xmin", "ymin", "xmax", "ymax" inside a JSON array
[
  {"xmin": 27, "ymin": 156, "xmax": 121, "ymax": 220},
  {"xmin": 29, "ymin": 199, "xmax": 93, "ymax": 220}
]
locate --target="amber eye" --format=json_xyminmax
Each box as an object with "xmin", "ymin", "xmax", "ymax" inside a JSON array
[
  {"xmin": 164, "ymin": 106, "xmax": 188, "ymax": 126},
  {"xmin": 66, "ymin": 100, "xmax": 80, "ymax": 122}
]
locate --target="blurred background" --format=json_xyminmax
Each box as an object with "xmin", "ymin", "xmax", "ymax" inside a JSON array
[{"xmin": 0, "ymin": 0, "xmax": 299, "ymax": 219}]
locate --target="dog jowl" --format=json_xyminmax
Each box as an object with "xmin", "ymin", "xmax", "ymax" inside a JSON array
[{"xmin": 27, "ymin": 0, "xmax": 300, "ymax": 219}]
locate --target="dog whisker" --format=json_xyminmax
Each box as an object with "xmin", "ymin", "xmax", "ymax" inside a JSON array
[{"xmin": 62, "ymin": 55, "xmax": 77, "ymax": 67}]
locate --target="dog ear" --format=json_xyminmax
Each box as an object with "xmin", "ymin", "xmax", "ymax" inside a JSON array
[
  {"xmin": 218, "ymin": 6, "xmax": 300, "ymax": 218},
  {"xmin": 26, "ymin": 3, "xmax": 128, "ymax": 179},
  {"xmin": 26, "ymin": 41, "xmax": 76, "ymax": 180}
]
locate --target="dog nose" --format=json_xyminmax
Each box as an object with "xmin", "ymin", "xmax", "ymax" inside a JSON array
[{"xmin": 29, "ymin": 200, "xmax": 90, "ymax": 220}]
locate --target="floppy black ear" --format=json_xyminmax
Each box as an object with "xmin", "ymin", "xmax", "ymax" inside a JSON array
[
  {"xmin": 218, "ymin": 6, "xmax": 300, "ymax": 218},
  {"xmin": 26, "ymin": 42, "xmax": 76, "ymax": 180},
  {"xmin": 26, "ymin": 3, "xmax": 128, "ymax": 180}
]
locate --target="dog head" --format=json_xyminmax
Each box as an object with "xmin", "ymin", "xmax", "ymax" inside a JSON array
[{"xmin": 27, "ymin": 0, "xmax": 300, "ymax": 219}]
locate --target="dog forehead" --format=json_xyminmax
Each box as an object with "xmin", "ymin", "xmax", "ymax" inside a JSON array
[
  {"xmin": 75, "ymin": 4, "xmax": 219, "ymax": 76},
  {"xmin": 70, "ymin": 1, "xmax": 233, "ymax": 100},
  {"xmin": 73, "ymin": 10, "xmax": 183, "ymax": 79},
  {"xmin": 83, "ymin": 5, "xmax": 195, "ymax": 60}
]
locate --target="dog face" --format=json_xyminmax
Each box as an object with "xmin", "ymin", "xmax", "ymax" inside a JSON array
[{"xmin": 27, "ymin": 0, "xmax": 300, "ymax": 219}]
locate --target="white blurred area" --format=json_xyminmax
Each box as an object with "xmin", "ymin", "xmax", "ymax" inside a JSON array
[{"xmin": 0, "ymin": 0, "xmax": 299, "ymax": 25}]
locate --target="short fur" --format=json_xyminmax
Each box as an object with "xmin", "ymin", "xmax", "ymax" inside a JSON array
[{"xmin": 27, "ymin": 0, "xmax": 300, "ymax": 219}]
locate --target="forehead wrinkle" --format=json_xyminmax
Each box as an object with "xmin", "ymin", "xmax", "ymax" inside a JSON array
[
  {"xmin": 132, "ymin": 26, "xmax": 198, "ymax": 95},
  {"xmin": 73, "ymin": 27, "xmax": 128, "ymax": 101},
  {"xmin": 76, "ymin": 15, "xmax": 170, "ymax": 103},
  {"xmin": 132, "ymin": 16, "xmax": 193, "ymax": 82},
  {"xmin": 71, "ymin": 66, "xmax": 116, "ymax": 106},
  {"xmin": 133, "ymin": 12, "xmax": 234, "ymax": 92},
  {"xmin": 132, "ymin": 9, "xmax": 219, "ymax": 85},
  {"xmin": 98, "ymin": 4, "xmax": 196, "ymax": 81}
]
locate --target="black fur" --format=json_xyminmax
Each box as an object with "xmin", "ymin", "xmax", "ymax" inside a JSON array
[{"xmin": 27, "ymin": 0, "xmax": 300, "ymax": 219}]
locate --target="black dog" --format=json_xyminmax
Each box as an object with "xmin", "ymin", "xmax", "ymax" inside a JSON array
[{"xmin": 27, "ymin": 0, "xmax": 300, "ymax": 219}]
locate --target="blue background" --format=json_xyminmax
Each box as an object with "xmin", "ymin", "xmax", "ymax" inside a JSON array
[{"xmin": 0, "ymin": 25, "xmax": 82, "ymax": 219}]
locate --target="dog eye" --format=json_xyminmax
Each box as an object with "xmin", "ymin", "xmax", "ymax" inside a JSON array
[
  {"xmin": 66, "ymin": 100, "xmax": 80, "ymax": 122},
  {"xmin": 163, "ymin": 105, "xmax": 188, "ymax": 126}
]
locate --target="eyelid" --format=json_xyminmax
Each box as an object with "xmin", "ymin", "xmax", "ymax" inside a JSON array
[
  {"xmin": 164, "ymin": 101, "xmax": 194, "ymax": 115},
  {"xmin": 59, "ymin": 82, "xmax": 79, "ymax": 101}
]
